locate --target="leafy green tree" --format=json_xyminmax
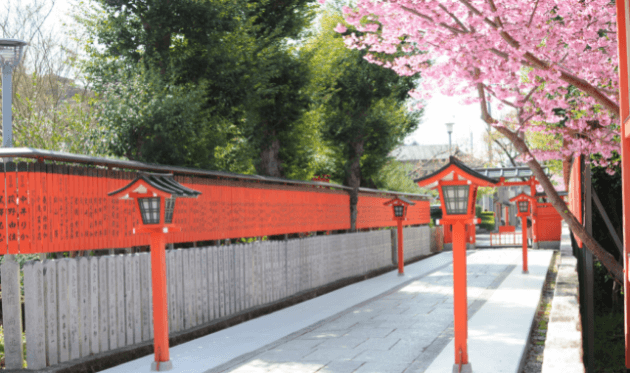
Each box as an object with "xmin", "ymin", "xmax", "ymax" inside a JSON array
[
  {"xmin": 302, "ymin": 9, "xmax": 421, "ymax": 229},
  {"xmin": 78, "ymin": 0, "xmax": 317, "ymax": 174}
]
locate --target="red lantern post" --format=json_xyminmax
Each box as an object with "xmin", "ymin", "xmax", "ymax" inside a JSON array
[
  {"xmin": 415, "ymin": 157, "xmax": 497, "ymax": 372},
  {"xmin": 109, "ymin": 173, "xmax": 200, "ymax": 371},
  {"xmin": 383, "ymin": 197, "xmax": 415, "ymax": 275},
  {"xmin": 510, "ymin": 193, "xmax": 535, "ymax": 274}
]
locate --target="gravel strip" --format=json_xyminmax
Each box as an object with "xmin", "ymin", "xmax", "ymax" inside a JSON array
[{"xmin": 519, "ymin": 250, "xmax": 560, "ymax": 373}]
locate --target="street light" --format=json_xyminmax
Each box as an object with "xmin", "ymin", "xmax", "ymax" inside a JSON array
[
  {"xmin": 0, "ymin": 39, "xmax": 27, "ymax": 149},
  {"xmin": 384, "ymin": 197, "xmax": 415, "ymax": 276},
  {"xmin": 109, "ymin": 172, "xmax": 200, "ymax": 371},
  {"xmin": 445, "ymin": 122, "xmax": 455, "ymax": 155}
]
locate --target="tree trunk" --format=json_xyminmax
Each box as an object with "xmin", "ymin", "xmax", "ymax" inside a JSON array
[
  {"xmin": 259, "ymin": 137, "xmax": 283, "ymax": 178},
  {"xmin": 346, "ymin": 141, "xmax": 364, "ymax": 232},
  {"xmin": 495, "ymin": 126, "xmax": 624, "ymax": 283}
]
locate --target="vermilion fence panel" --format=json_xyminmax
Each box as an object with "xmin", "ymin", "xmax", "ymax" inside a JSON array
[
  {"xmin": 7, "ymin": 162, "xmax": 19, "ymax": 254},
  {"xmin": 356, "ymin": 193, "xmax": 430, "ymax": 229},
  {"xmin": 18, "ymin": 162, "xmax": 31, "ymax": 253},
  {"xmin": 0, "ymin": 163, "xmax": 6, "ymax": 254},
  {"xmin": 569, "ymin": 155, "xmax": 583, "ymax": 247},
  {"xmin": 536, "ymin": 203, "xmax": 562, "ymax": 242},
  {"xmin": 4, "ymin": 161, "xmax": 430, "ymax": 254}
]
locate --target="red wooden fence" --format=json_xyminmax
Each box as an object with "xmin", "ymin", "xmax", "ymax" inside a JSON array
[{"xmin": 0, "ymin": 160, "xmax": 430, "ymax": 255}]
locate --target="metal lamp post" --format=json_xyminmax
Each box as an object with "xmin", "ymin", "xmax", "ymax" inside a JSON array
[
  {"xmin": 445, "ymin": 122, "xmax": 455, "ymax": 155},
  {"xmin": 384, "ymin": 197, "xmax": 415, "ymax": 276},
  {"xmin": 0, "ymin": 39, "xmax": 27, "ymax": 370},
  {"xmin": 109, "ymin": 173, "xmax": 201, "ymax": 371},
  {"xmin": 0, "ymin": 39, "xmax": 27, "ymax": 149}
]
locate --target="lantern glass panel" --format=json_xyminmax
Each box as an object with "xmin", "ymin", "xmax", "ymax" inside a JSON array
[
  {"xmin": 394, "ymin": 205, "xmax": 404, "ymax": 217},
  {"xmin": 138, "ymin": 197, "xmax": 161, "ymax": 224},
  {"xmin": 0, "ymin": 44, "xmax": 24, "ymax": 67},
  {"xmin": 164, "ymin": 197, "xmax": 176, "ymax": 224},
  {"xmin": 442, "ymin": 185, "xmax": 469, "ymax": 215},
  {"xmin": 518, "ymin": 201, "xmax": 529, "ymax": 213}
]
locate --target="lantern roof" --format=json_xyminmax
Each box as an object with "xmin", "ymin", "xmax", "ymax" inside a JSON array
[
  {"xmin": 109, "ymin": 172, "xmax": 201, "ymax": 199},
  {"xmin": 534, "ymin": 191, "xmax": 568, "ymax": 197},
  {"xmin": 383, "ymin": 196, "xmax": 416, "ymax": 206},
  {"xmin": 414, "ymin": 156, "xmax": 499, "ymax": 189},
  {"xmin": 474, "ymin": 166, "xmax": 549, "ymax": 180},
  {"xmin": 509, "ymin": 192, "xmax": 537, "ymax": 203}
]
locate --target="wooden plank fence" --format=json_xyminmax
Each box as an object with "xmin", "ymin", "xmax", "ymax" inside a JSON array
[{"xmin": 14, "ymin": 227, "xmax": 430, "ymax": 370}]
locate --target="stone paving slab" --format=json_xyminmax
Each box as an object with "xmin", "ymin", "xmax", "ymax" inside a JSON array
[
  {"xmin": 100, "ymin": 249, "xmax": 552, "ymax": 373},
  {"xmin": 100, "ymin": 251, "xmax": 454, "ymax": 373}
]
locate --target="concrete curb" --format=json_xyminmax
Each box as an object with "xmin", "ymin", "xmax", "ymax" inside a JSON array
[{"xmin": 541, "ymin": 225, "xmax": 585, "ymax": 373}]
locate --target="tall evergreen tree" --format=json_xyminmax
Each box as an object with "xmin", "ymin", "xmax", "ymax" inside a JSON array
[{"xmin": 302, "ymin": 9, "xmax": 422, "ymax": 229}]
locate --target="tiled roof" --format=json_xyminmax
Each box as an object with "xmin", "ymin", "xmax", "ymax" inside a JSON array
[{"xmin": 474, "ymin": 167, "xmax": 549, "ymax": 180}]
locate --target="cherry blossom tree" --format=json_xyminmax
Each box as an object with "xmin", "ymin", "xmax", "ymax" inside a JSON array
[{"xmin": 331, "ymin": 0, "xmax": 624, "ymax": 281}]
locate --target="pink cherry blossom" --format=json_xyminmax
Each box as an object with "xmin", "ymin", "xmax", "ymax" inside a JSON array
[
  {"xmin": 337, "ymin": 0, "xmax": 620, "ymax": 171},
  {"xmin": 334, "ymin": 23, "xmax": 347, "ymax": 33}
]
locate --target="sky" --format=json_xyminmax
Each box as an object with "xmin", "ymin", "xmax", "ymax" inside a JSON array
[{"xmin": 35, "ymin": 0, "xmax": 508, "ymax": 159}]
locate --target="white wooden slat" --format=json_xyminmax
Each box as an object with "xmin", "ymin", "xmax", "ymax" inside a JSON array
[
  {"xmin": 176, "ymin": 249, "xmax": 184, "ymax": 333},
  {"xmin": 123, "ymin": 255, "xmax": 134, "ymax": 346},
  {"xmin": 262, "ymin": 242, "xmax": 269, "ymax": 304},
  {"xmin": 2, "ymin": 257, "xmax": 23, "ymax": 369},
  {"xmin": 261, "ymin": 242, "xmax": 266, "ymax": 305},
  {"xmin": 57, "ymin": 259, "xmax": 70, "ymax": 363},
  {"xmin": 182, "ymin": 249, "xmax": 190, "ymax": 329},
  {"xmin": 218, "ymin": 246, "xmax": 225, "ymax": 317},
  {"xmin": 223, "ymin": 245, "xmax": 230, "ymax": 316},
  {"xmin": 166, "ymin": 250, "xmax": 175, "ymax": 333},
  {"xmin": 101, "ymin": 256, "xmax": 112, "ymax": 352},
  {"xmin": 283, "ymin": 241, "xmax": 288, "ymax": 299},
  {"xmin": 230, "ymin": 244, "xmax": 236, "ymax": 315},
  {"xmin": 213, "ymin": 246, "xmax": 220, "ymax": 319},
  {"xmin": 89, "ymin": 257, "xmax": 100, "ymax": 355},
  {"xmin": 77, "ymin": 257, "xmax": 90, "ymax": 358},
  {"xmin": 290, "ymin": 239, "xmax": 295, "ymax": 294},
  {"xmin": 133, "ymin": 254, "xmax": 142, "ymax": 344},
  {"xmin": 253, "ymin": 243, "xmax": 261, "ymax": 307},
  {"xmin": 277, "ymin": 240, "xmax": 283, "ymax": 300},
  {"xmin": 44, "ymin": 260, "xmax": 59, "ymax": 366},
  {"xmin": 209, "ymin": 247, "xmax": 216, "ymax": 319},
  {"xmin": 191, "ymin": 249, "xmax": 199, "ymax": 325},
  {"xmin": 240, "ymin": 244, "xmax": 245, "ymax": 311},
  {"xmin": 244, "ymin": 243, "xmax": 251, "ymax": 310},
  {"xmin": 107, "ymin": 256, "xmax": 118, "ymax": 351},
  {"xmin": 200, "ymin": 248, "xmax": 208, "ymax": 324},
  {"xmin": 24, "ymin": 261, "xmax": 46, "ymax": 370},
  {"xmin": 115, "ymin": 255, "xmax": 125, "ymax": 348},
  {"xmin": 228, "ymin": 245, "xmax": 235, "ymax": 316},
  {"xmin": 235, "ymin": 245, "xmax": 241, "ymax": 313},
  {"xmin": 149, "ymin": 251, "xmax": 154, "ymax": 339},
  {"xmin": 140, "ymin": 253, "xmax": 151, "ymax": 342},
  {"xmin": 67, "ymin": 259, "xmax": 80, "ymax": 360},
  {"xmin": 271, "ymin": 241, "xmax": 277, "ymax": 302},
  {"xmin": 195, "ymin": 248, "xmax": 202, "ymax": 325}
]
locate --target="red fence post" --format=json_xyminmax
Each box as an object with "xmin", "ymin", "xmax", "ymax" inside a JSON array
[
  {"xmin": 397, "ymin": 219, "xmax": 404, "ymax": 275},
  {"xmin": 522, "ymin": 216, "xmax": 528, "ymax": 273}
]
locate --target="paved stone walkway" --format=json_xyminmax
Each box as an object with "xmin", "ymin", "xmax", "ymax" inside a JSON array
[{"xmin": 216, "ymin": 249, "xmax": 546, "ymax": 373}]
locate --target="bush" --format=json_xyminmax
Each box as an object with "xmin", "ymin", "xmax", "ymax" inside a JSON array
[{"xmin": 479, "ymin": 211, "xmax": 495, "ymax": 231}]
